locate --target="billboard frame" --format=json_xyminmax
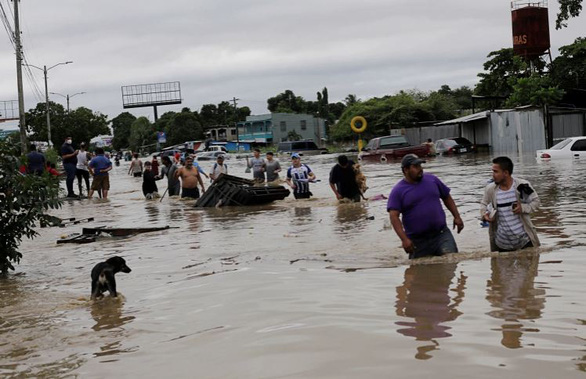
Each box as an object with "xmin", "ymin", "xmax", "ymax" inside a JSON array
[{"xmin": 121, "ymin": 81, "xmax": 182, "ymax": 109}]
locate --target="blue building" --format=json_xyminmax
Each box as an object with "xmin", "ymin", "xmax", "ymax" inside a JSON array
[{"xmin": 237, "ymin": 113, "xmax": 326, "ymax": 145}]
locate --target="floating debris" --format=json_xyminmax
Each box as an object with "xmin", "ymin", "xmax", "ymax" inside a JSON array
[{"xmin": 195, "ymin": 174, "xmax": 290, "ymax": 207}]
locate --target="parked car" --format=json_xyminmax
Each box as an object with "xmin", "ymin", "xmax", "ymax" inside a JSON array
[
  {"xmin": 358, "ymin": 135, "xmax": 430, "ymax": 163},
  {"xmin": 435, "ymin": 137, "xmax": 475, "ymax": 155},
  {"xmin": 206, "ymin": 145, "xmax": 228, "ymax": 153},
  {"xmin": 277, "ymin": 140, "xmax": 328, "ymax": 156},
  {"xmin": 536, "ymin": 136, "xmax": 586, "ymax": 159},
  {"xmin": 196, "ymin": 151, "xmax": 231, "ymax": 161}
]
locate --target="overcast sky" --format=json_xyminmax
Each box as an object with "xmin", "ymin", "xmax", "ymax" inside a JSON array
[{"xmin": 1, "ymin": 0, "xmax": 585, "ymax": 130}]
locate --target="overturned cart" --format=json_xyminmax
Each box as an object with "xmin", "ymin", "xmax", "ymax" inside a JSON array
[{"xmin": 195, "ymin": 174, "xmax": 290, "ymax": 207}]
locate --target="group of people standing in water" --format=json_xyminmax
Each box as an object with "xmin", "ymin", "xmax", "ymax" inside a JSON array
[{"xmin": 55, "ymin": 140, "xmax": 541, "ymax": 259}]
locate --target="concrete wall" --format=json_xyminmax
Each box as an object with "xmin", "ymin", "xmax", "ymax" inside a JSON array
[{"xmin": 270, "ymin": 113, "xmax": 326, "ymax": 144}]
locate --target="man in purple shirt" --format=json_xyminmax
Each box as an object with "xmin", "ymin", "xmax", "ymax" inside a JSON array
[{"xmin": 387, "ymin": 154, "xmax": 464, "ymax": 259}]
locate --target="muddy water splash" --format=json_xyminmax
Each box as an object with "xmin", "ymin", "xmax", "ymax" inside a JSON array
[{"xmin": 1, "ymin": 153, "xmax": 586, "ymax": 377}]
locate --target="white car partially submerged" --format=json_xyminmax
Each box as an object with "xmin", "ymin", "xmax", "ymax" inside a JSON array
[{"xmin": 536, "ymin": 137, "xmax": 586, "ymax": 159}]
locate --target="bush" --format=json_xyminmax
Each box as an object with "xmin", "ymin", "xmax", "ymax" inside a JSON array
[
  {"xmin": 0, "ymin": 141, "xmax": 62, "ymax": 275},
  {"xmin": 44, "ymin": 148, "xmax": 59, "ymax": 165}
]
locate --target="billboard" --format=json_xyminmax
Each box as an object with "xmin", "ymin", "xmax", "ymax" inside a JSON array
[
  {"xmin": 121, "ymin": 81, "xmax": 182, "ymax": 109},
  {"xmin": 0, "ymin": 100, "xmax": 18, "ymax": 122}
]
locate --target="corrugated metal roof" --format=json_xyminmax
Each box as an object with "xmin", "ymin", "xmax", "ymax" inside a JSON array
[{"xmin": 434, "ymin": 111, "xmax": 489, "ymax": 126}]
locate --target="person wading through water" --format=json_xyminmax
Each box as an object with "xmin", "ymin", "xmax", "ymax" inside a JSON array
[{"xmin": 175, "ymin": 156, "xmax": 205, "ymax": 199}]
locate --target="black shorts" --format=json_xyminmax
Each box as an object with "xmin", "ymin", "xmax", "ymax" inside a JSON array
[
  {"xmin": 133, "ymin": 172, "xmax": 143, "ymax": 178},
  {"xmin": 181, "ymin": 187, "xmax": 200, "ymax": 199},
  {"xmin": 293, "ymin": 191, "xmax": 312, "ymax": 199},
  {"xmin": 343, "ymin": 193, "xmax": 361, "ymax": 202}
]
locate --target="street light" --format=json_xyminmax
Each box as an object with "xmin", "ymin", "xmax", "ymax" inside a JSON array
[
  {"xmin": 50, "ymin": 91, "xmax": 86, "ymax": 113},
  {"xmin": 25, "ymin": 61, "xmax": 73, "ymax": 146}
]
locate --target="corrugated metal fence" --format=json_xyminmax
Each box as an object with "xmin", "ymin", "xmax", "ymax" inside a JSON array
[
  {"xmin": 552, "ymin": 113, "xmax": 585, "ymax": 143},
  {"xmin": 404, "ymin": 125, "xmax": 459, "ymax": 145}
]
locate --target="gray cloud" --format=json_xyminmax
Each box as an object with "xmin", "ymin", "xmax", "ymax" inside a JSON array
[{"xmin": 1, "ymin": 0, "xmax": 584, "ymax": 124}]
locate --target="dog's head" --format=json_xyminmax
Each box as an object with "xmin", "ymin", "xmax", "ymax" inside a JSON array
[{"xmin": 105, "ymin": 256, "xmax": 132, "ymax": 273}]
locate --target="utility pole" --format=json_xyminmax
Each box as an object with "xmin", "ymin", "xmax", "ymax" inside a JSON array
[
  {"xmin": 26, "ymin": 61, "xmax": 72, "ymax": 147},
  {"xmin": 230, "ymin": 97, "xmax": 240, "ymax": 151},
  {"xmin": 43, "ymin": 66, "xmax": 49, "ymax": 144},
  {"xmin": 50, "ymin": 92, "xmax": 86, "ymax": 113},
  {"xmin": 13, "ymin": 0, "xmax": 27, "ymax": 153}
]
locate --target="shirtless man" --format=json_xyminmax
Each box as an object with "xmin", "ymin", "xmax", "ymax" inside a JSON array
[{"xmin": 174, "ymin": 156, "xmax": 205, "ymax": 199}]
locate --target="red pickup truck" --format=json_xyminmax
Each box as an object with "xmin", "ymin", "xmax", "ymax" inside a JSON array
[{"xmin": 358, "ymin": 135, "xmax": 430, "ymax": 163}]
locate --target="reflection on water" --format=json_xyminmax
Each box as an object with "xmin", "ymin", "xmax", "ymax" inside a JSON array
[
  {"xmin": 293, "ymin": 206, "xmax": 312, "ymax": 219},
  {"xmin": 485, "ymin": 253, "xmax": 545, "ymax": 349},
  {"xmin": 90, "ymin": 297, "xmax": 135, "ymax": 332},
  {"xmin": 90, "ymin": 297, "xmax": 136, "ymax": 359},
  {"xmin": 145, "ymin": 203, "xmax": 160, "ymax": 223},
  {"xmin": 335, "ymin": 203, "xmax": 368, "ymax": 225},
  {"xmin": 395, "ymin": 263, "xmax": 467, "ymax": 359},
  {"xmin": 185, "ymin": 210, "xmax": 202, "ymax": 232}
]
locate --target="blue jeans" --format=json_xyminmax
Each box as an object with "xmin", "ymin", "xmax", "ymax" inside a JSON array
[
  {"xmin": 64, "ymin": 163, "xmax": 77, "ymax": 196},
  {"xmin": 409, "ymin": 226, "xmax": 458, "ymax": 259}
]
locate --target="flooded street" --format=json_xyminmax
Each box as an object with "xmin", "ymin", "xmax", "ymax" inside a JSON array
[{"xmin": 1, "ymin": 153, "xmax": 586, "ymax": 378}]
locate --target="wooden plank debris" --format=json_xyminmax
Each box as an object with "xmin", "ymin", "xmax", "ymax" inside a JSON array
[{"xmin": 81, "ymin": 226, "xmax": 173, "ymax": 237}]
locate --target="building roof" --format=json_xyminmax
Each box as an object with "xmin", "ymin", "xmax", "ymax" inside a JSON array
[{"xmin": 434, "ymin": 111, "xmax": 489, "ymax": 126}]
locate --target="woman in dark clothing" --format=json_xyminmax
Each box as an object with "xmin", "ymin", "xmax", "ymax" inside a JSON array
[{"xmin": 142, "ymin": 161, "xmax": 161, "ymax": 199}]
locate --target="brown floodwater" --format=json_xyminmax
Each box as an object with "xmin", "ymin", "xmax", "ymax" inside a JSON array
[{"xmin": 1, "ymin": 153, "xmax": 586, "ymax": 378}]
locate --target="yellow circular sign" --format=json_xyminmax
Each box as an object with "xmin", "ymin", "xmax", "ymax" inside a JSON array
[{"xmin": 350, "ymin": 116, "xmax": 367, "ymax": 134}]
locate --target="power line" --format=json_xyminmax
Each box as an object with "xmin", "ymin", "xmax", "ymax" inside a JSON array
[
  {"xmin": 0, "ymin": 1, "xmax": 43, "ymax": 102},
  {"xmin": 0, "ymin": 1, "xmax": 15, "ymax": 48}
]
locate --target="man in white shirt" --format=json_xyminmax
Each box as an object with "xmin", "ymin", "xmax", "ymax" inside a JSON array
[
  {"xmin": 210, "ymin": 155, "xmax": 228, "ymax": 182},
  {"xmin": 480, "ymin": 156, "xmax": 540, "ymax": 252}
]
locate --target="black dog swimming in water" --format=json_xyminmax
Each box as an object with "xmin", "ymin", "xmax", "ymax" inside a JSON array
[{"xmin": 91, "ymin": 256, "xmax": 132, "ymax": 299}]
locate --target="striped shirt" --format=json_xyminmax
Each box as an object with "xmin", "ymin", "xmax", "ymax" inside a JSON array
[
  {"xmin": 495, "ymin": 186, "xmax": 529, "ymax": 250},
  {"xmin": 287, "ymin": 164, "xmax": 313, "ymax": 195}
]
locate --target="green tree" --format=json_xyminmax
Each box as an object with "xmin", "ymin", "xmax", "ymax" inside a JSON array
[
  {"xmin": 25, "ymin": 101, "xmax": 67, "ymax": 145},
  {"xmin": 267, "ymin": 90, "xmax": 307, "ymax": 113},
  {"xmin": 330, "ymin": 91, "xmax": 458, "ymax": 141},
  {"xmin": 165, "ymin": 110, "xmax": 204, "ymax": 146},
  {"xmin": 556, "ymin": 0, "xmax": 583, "ymax": 29},
  {"xmin": 66, "ymin": 107, "xmax": 110, "ymax": 147},
  {"xmin": 26, "ymin": 102, "xmax": 109, "ymax": 147},
  {"xmin": 128, "ymin": 117, "xmax": 155, "ymax": 151},
  {"xmin": 329, "ymin": 102, "xmax": 347, "ymax": 120},
  {"xmin": 344, "ymin": 94, "xmax": 360, "ymax": 106},
  {"xmin": 550, "ymin": 37, "xmax": 586, "ymax": 92},
  {"xmin": 424, "ymin": 92, "xmax": 459, "ymax": 120},
  {"xmin": 505, "ymin": 75, "xmax": 565, "ymax": 107},
  {"xmin": 111, "ymin": 112, "xmax": 137, "ymax": 150},
  {"xmin": 437, "ymin": 85, "xmax": 474, "ymax": 110},
  {"xmin": 197, "ymin": 102, "xmax": 251, "ymax": 128},
  {"xmin": 199, "ymin": 104, "xmax": 219, "ymax": 127},
  {"xmin": 475, "ymin": 48, "xmax": 529, "ymax": 99},
  {"xmin": 0, "ymin": 141, "xmax": 61, "ymax": 275}
]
